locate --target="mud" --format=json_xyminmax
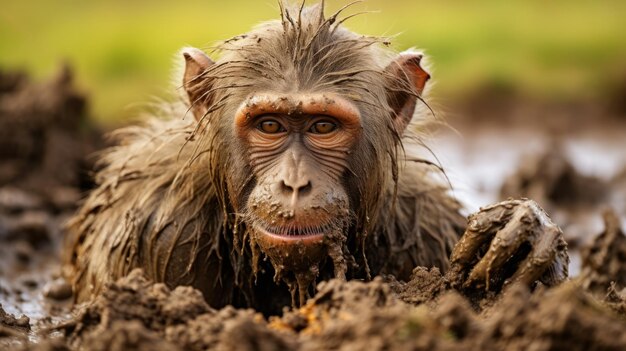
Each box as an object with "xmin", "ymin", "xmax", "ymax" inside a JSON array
[
  {"xmin": 23, "ymin": 205, "xmax": 621, "ymax": 351},
  {"xmin": 2, "ymin": 67, "xmax": 626, "ymax": 350},
  {"xmin": 251, "ymin": 219, "xmax": 352, "ymax": 308},
  {"xmin": 9, "ymin": 257, "xmax": 626, "ymax": 351},
  {"xmin": 0, "ymin": 304, "xmax": 30, "ymax": 336},
  {"xmin": 0, "ymin": 67, "xmax": 99, "ymax": 350},
  {"xmin": 0, "ymin": 66, "xmax": 100, "ymax": 195},
  {"xmin": 500, "ymin": 145, "xmax": 608, "ymax": 211},
  {"xmin": 580, "ymin": 210, "xmax": 626, "ymax": 293},
  {"xmin": 60, "ymin": 269, "xmax": 293, "ymax": 351}
]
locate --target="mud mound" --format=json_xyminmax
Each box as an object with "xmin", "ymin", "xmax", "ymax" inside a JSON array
[
  {"xmin": 6, "ymin": 261, "xmax": 622, "ymax": 351},
  {"xmin": 64, "ymin": 269, "xmax": 292, "ymax": 351},
  {"xmin": 67, "ymin": 269, "xmax": 210, "ymax": 340},
  {"xmin": 81, "ymin": 320, "xmax": 178, "ymax": 351},
  {"xmin": 386, "ymin": 266, "xmax": 447, "ymax": 305},
  {"xmin": 273, "ymin": 270, "xmax": 626, "ymax": 351},
  {"xmin": 167, "ymin": 308, "xmax": 295, "ymax": 351},
  {"xmin": 272, "ymin": 277, "xmax": 471, "ymax": 351},
  {"xmin": 0, "ymin": 66, "xmax": 100, "ymax": 195},
  {"xmin": 0, "ymin": 304, "xmax": 30, "ymax": 333},
  {"xmin": 500, "ymin": 145, "xmax": 607, "ymax": 211},
  {"xmin": 483, "ymin": 283, "xmax": 626, "ymax": 350},
  {"xmin": 580, "ymin": 210, "xmax": 626, "ymax": 293}
]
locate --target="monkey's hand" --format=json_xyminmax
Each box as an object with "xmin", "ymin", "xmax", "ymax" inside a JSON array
[{"xmin": 446, "ymin": 199, "xmax": 569, "ymax": 294}]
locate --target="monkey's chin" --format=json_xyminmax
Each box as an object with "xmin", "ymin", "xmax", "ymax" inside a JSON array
[{"xmin": 252, "ymin": 224, "xmax": 327, "ymax": 271}]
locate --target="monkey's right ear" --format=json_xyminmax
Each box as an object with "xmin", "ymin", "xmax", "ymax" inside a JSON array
[{"xmin": 182, "ymin": 47, "xmax": 215, "ymax": 121}]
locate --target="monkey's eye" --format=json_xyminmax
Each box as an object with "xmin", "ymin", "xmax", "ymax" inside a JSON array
[
  {"xmin": 309, "ymin": 121, "xmax": 337, "ymax": 134},
  {"xmin": 257, "ymin": 120, "xmax": 285, "ymax": 134}
]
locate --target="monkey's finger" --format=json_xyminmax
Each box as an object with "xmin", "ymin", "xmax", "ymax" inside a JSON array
[
  {"xmin": 508, "ymin": 223, "xmax": 568, "ymax": 287},
  {"xmin": 463, "ymin": 201, "xmax": 541, "ymax": 290},
  {"xmin": 449, "ymin": 199, "xmax": 523, "ymax": 267}
]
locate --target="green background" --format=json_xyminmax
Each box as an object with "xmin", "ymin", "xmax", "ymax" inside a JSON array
[{"xmin": 1, "ymin": 0, "xmax": 624, "ymax": 123}]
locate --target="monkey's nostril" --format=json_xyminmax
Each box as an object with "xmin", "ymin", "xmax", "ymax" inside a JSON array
[
  {"xmin": 280, "ymin": 180, "xmax": 293, "ymax": 195},
  {"xmin": 298, "ymin": 181, "xmax": 312, "ymax": 197}
]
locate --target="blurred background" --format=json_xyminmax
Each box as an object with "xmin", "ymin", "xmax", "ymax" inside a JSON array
[{"xmin": 1, "ymin": 0, "xmax": 625, "ymax": 123}]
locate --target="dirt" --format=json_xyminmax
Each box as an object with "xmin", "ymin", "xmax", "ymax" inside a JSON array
[
  {"xmin": 499, "ymin": 144, "xmax": 608, "ymax": 211},
  {"xmin": 579, "ymin": 209, "xmax": 626, "ymax": 293},
  {"xmin": 57, "ymin": 269, "xmax": 291, "ymax": 351},
  {"xmin": 50, "ymin": 259, "xmax": 626, "ymax": 351},
  {"xmin": 2, "ymin": 68, "xmax": 626, "ymax": 350},
  {"xmin": 0, "ymin": 67, "xmax": 100, "ymax": 350}
]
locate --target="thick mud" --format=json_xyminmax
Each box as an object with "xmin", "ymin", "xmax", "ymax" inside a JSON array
[
  {"xmin": 1, "ymin": 69, "xmax": 626, "ymax": 350},
  {"xmin": 16, "ymin": 254, "xmax": 626, "ymax": 351},
  {"xmin": 0, "ymin": 68, "xmax": 99, "ymax": 350}
]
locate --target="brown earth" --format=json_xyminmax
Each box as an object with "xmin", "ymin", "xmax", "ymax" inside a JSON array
[
  {"xmin": 0, "ymin": 67, "xmax": 99, "ymax": 350},
  {"xmin": 1, "ymin": 68, "xmax": 626, "ymax": 350}
]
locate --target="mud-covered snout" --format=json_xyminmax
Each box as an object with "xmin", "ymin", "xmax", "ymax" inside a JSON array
[
  {"xmin": 250, "ymin": 147, "xmax": 350, "ymax": 228},
  {"xmin": 248, "ymin": 170, "xmax": 351, "ymax": 237},
  {"xmin": 271, "ymin": 157, "xmax": 314, "ymax": 211},
  {"xmin": 247, "ymin": 172, "xmax": 351, "ymax": 275}
]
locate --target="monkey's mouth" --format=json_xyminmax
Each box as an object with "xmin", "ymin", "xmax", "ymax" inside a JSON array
[{"xmin": 253, "ymin": 223, "xmax": 325, "ymax": 245}]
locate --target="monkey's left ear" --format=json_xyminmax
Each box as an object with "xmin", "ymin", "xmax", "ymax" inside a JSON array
[
  {"xmin": 384, "ymin": 52, "xmax": 430, "ymax": 135},
  {"xmin": 182, "ymin": 47, "xmax": 215, "ymax": 121}
]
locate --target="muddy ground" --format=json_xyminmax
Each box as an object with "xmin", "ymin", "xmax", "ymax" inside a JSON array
[{"xmin": 1, "ymin": 70, "xmax": 625, "ymax": 350}]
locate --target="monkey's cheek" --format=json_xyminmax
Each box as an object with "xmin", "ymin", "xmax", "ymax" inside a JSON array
[{"xmin": 251, "ymin": 228, "xmax": 327, "ymax": 272}]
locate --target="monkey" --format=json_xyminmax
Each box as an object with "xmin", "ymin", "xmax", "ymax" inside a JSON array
[{"xmin": 63, "ymin": 2, "xmax": 568, "ymax": 315}]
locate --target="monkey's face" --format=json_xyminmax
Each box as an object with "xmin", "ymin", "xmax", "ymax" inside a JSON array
[
  {"xmin": 234, "ymin": 93, "xmax": 362, "ymax": 272},
  {"xmin": 182, "ymin": 42, "xmax": 430, "ymax": 280}
]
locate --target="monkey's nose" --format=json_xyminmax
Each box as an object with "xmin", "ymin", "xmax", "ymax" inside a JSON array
[{"xmin": 280, "ymin": 179, "xmax": 312, "ymax": 200}]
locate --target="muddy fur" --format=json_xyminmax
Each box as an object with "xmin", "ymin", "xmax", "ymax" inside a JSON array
[{"xmin": 63, "ymin": 2, "xmax": 465, "ymax": 313}]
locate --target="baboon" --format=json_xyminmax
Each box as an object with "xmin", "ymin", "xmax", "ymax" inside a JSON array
[{"xmin": 64, "ymin": 2, "xmax": 568, "ymax": 314}]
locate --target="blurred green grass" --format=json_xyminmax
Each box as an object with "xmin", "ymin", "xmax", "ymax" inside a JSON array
[{"xmin": 1, "ymin": 0, "xmax": 625, "ymax": 123}]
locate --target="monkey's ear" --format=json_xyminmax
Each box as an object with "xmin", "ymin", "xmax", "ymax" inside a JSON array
[
  {"xmin": 182, "ymin": 47, "xmax": 215, "ymax": 121},
  {"xmin": 384, "ymin": 52, "xmax": 430, "ymax": 135}
]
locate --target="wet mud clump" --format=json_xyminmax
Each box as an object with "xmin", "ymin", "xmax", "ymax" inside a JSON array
[
  {"xmin": 0, "ymin": 304, "xmax": 30, "ymax": 338},
  {"xmin": 386, "ymin": 267, "xmax": 447, "ymax": 306},
  {"xmin": 0, "ymin": 66, "xmax": 100, "ymax": 194},
  {"xmin": 481, "ymin": 282, "xmax": 626, "ymax": 350},
  {"xmin": 272, "ymin": 267, "xmax": 626, "ymax": 350},
  {"xmin": 63, "ymin": 269, "xmax": 294, "ymax": 351},
  {"xmin": 30, "ymin": 266, "xmax": 622, "ymax": 351},
  {"xmin": 500, "ymin": 145, "xmax": 607, "ymax": 211},
  {"xmin": 272, "ymin": 277, "xmax": 463, "ymax": 351},
  {"xmin": 579, "ymin": 210, "xmax": 626, "ymax": 293}
]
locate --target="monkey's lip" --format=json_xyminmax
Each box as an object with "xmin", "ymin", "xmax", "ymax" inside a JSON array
[{"xmin": 253, "ymin": 224, "xmax": 325, "ymax": 245}]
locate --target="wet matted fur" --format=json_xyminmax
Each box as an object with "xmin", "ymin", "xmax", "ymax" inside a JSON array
[{"xmin": 63, "ymin": 2, "xmax": 465, "ymax": 313}]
